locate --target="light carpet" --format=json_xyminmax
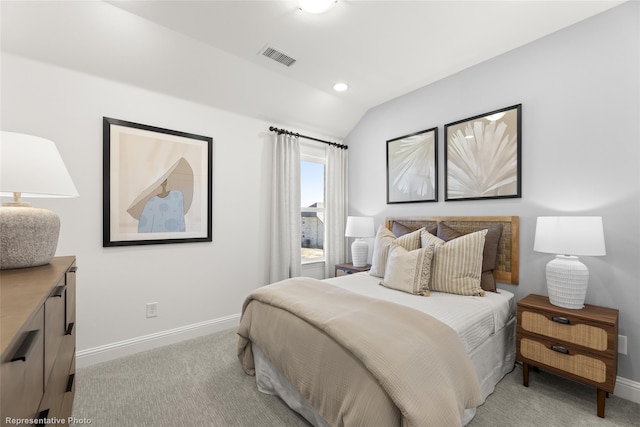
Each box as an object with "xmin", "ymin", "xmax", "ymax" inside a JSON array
[{"xmin": 70, "ymin": 328, "xmax": 639, "ymax": 426}]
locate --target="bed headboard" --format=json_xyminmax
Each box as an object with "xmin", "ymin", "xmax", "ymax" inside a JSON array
[{"xmin": 385, "ymin": 216, "xmax": 519, "ymax": 285}]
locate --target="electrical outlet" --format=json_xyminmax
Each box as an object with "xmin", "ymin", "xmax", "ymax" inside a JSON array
[
  {"xmin": 146, "ymin": 302, "xmax": 158, "ymax": 318},
  {"xmin": 618, "ymin": 335, "xmax": 627, "ymax": 355}
]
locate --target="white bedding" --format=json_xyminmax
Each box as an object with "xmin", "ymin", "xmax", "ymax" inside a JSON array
[{"xmin": 324, "ymin": 272, "xmax": 515, "ymax": 354}]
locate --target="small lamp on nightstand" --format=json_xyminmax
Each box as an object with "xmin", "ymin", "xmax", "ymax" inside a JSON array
[
  {"xmin": 0, "ymin": 131, "xmax": 79, "ymax": 269},
  {"xmin": 345, "ymin": 216, "xmax": 374, "ymax": 268},
  {"xmin": 533, "ymin": 216, "xmax": 606, "ymax": 309}
]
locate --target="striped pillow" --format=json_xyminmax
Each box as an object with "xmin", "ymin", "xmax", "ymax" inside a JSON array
[
  {"xmin": 369, "ymin": 226, "xmax": 423, "ymax": 278},
  {"xmin": 380, "ymin": 243, "xmax": 435, "ymax": 295},
  {"xmin": 421, "ymin": 229, "xmax": 487, "ymax": 296}
]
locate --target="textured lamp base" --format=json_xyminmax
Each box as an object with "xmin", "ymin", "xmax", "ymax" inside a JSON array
[
  {"xmin": 546, "ymin": 255, "xmax": 589, "ymax": 309},
  {"xmin": 351, "ymin": 238, "xmax": 369, "ymax": 267},
  {"xmin": 0, "ymin": 206, "xmax": 60, "ymax": 269}
]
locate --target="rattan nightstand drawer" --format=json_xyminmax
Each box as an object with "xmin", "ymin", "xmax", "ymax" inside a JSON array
[
  {"xmin": 520, "ymin": 337, "xmax": 608, "ymax": 383},
  {"xmin": 521, "ymin": 311, "xmax": 610, "ymax": 352}
]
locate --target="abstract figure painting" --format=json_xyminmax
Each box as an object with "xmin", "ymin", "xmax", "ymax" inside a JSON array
[
  {"xmin": 444, "ymin": 104, "xmax": 522, "ymax": 201},
  {"xmin": 103, "ymin": 117, "xmax": 212, "ymax": 246},
  {"xmin": 128, "ymin": 158, "xmax": 193, "ymax": 234},
  {"xmin": 386, "ymin": 127, "xmax": 438, "ymax": 204}
]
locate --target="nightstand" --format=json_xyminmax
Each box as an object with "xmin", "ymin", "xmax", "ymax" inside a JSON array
[
  {"xmin": 516, "ymin": 294, "xmax": 618, "ymax": 418},
  {"xmin": 335, "ymin": 262, "xmax": 371, "ymax": 277}
]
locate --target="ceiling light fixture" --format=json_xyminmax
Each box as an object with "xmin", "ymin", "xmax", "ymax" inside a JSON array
[
  {"xmin": 299, "ymin": 0, "xmax": 337, "ymax": 14},
  {"xmin": 333, "ymin": 82, "xmax": 348, "ymax": 92}
]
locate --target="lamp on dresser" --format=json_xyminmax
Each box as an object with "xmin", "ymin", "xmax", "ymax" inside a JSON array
[
  {"xmin": 533, "ymin": 216, "xmax": 606, "ymax": 309},
  {"xmin": 345, "ymin": 216, "xmax": 374, "ymax": 268},
  {"xmin": 0, "ymin": 131, "xmax": 79, "ymax": 269}
]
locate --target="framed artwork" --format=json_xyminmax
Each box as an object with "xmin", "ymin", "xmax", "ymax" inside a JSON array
[
  {"xmin": 103, "ymin": 117, "xmax": 213, "ymax": 247},
  {"xmin": 386, "ymin": 127, "xmax": 438, "ymax": 204},
  {"xmin": 444, "ymin": 104, "xmax": 522, "ymax": 201}
]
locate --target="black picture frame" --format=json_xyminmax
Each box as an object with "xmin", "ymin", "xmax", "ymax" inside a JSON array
[
  {"xmin": 103, "ymin": 117, "xmax": 213, "ymax": 247},
  {"xmin": 386, "ymin": 127, "xmax": 438, "ymax": 204},
  {"xmin": 444, "ymin": 104, "xmax": 522, "ymax": 201}
]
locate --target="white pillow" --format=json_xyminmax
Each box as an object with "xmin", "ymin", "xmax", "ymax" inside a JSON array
[
  {"xmin": 380, "ymin": 243, "xmax": 435, "ymax": 295},
  {"xmin": 421, "ymin": 229, "xmax": 487, "ymax": 296},
  {"xmin": 369, "ymin": 225, "xmax": 423, "ymax": 278}
]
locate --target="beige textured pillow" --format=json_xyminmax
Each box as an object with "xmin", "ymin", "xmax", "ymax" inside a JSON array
[
  {"xmin": 421, "ymin": 229, "xmax": 487, "ymax": 296},
  {"xmin": 380, "ymin": 243, "xmax": 435, "ymax": 296},
  {"xmin": 437, "ymin": 222, "xmax": 503, "ymax": 292},
  {"xmin": 369, "ymin": 225, "xmax": 423, "ymax": 278}
]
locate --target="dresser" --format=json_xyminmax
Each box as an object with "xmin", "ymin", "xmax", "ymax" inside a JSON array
[
  {"xmin": 516, "ymin": 294, "xmax": 618, "ymax": 418},
  {"xmin": 1, "ymin": 257, "xmax": 77, "ymax": 426}
]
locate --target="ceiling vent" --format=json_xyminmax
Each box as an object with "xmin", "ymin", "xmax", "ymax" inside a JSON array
[{"xmin": 260, "ymin": 46, "xmax": 296, "ymax": 67}]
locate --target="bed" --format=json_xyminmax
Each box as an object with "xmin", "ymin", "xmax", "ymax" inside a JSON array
[{"xmin": 238, "ymin": 216, "xmax": 519, "ymax": 426}]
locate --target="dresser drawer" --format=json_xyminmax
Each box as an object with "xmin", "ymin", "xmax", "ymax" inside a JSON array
[
  {"xmin": 44, "ymin": 282, "xmax": 67, "ymax": 389},
  {"xmin": 520, "ymin": 310, "xmax": 613, "ymax": 353},
  {"xmin": 0, "ymin": 306, "xmax": 45, "ymax": 425},
  {"xmin": 518, "ymin": 336, "xmax": 614, "ymax": 388},
  {"xmin": 38, "ymin": 333, "xmax": 76, "ymax": 419},
  {"xmin": 60, "ymin": 357, "xmax": 76, "ymax": 420},
  {"xmin": 66, "ymin": 266, "xmax": 77, "ymax": 331}
]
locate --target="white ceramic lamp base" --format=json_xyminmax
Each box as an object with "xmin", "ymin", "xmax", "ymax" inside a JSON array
[
  {"xmin": 546, "ymin": 255, "xmax": 589, "ymax": 309},
  {"xmin": 351, "ymin": 238, "xmax": 369, "ymax": 267},
  {"xmin": 0, "ymin": 206, "xmax": 60, "ymax": 269}
]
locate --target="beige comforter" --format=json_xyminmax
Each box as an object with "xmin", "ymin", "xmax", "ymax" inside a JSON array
[{"xmin": 237, "ymin": 277, "xmax": 482, "ymax": 427}]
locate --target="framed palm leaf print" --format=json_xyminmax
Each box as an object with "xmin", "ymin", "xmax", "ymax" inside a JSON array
[
  {"xmin": 386, "ymin": 127, "xmax": 438, "ymax": 204},
  {"xmin": 444, "ymin": 104, "xmax": 522, "ymax": 201}
]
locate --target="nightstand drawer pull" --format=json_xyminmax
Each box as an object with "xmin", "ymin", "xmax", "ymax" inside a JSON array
[
  {"xmin": 551, "ymin": 345, "xmax": 569, "ymax": 354},
  {"xmin": 552, "ymin": 316, "xmax": 570, "ymax": 324}
]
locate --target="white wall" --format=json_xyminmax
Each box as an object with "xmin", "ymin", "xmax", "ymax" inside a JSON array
[
  {"xmin": 1, "ymin": 53, "xmax": 287, "ymax": 365},
  {"xmin": 345, "ymin": 1, "xmax": 640, "ymax": 388}
]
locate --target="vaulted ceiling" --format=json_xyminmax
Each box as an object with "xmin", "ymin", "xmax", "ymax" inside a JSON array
[{"xmin": 1, "ymin": 1, "xmax": 624, "ymax": 138}]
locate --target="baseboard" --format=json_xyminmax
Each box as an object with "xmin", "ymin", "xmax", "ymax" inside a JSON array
[
  {"xmin": 76, "ymin": 313, "xmax": 240, "ymax": 369},
  {"xmin": 615, "ymin": 375, "xmax": 640, "ymax": 404},
  {"xmin": 76, "ymin": 317, "xmax": 640, "ymax": 405}
]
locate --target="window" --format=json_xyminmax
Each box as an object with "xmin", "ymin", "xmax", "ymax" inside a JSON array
[{"xmin": 300, "ymin": 153, "xmax": 325, "ymax": 263}]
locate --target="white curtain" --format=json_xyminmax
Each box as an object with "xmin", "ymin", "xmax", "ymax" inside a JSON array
[
  {"xmin": 324, "ymin": 145, "xmax": 348, "ymax": 278},
  {"xmin": 269, "ymin": 133, "xmax": 301, "ymax": 282}
]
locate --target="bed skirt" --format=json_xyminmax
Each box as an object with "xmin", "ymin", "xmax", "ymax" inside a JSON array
[{"xmin": 252, "ymin": 316, "xmax": 516, "ymax": 426}]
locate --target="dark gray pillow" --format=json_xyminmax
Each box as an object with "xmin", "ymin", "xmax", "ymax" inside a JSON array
[{"xmin": 392, "ymin": 221, "xmax": 437, "ymax": 238}]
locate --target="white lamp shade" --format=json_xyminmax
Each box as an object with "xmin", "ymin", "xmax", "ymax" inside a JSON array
[
  {"xmin": 534, "ymin": 216, "xmax": 605, "ymax": 256},
  {"xmin": 345, "ymin": 216, "xmax": 374, "ymax": 238},
  {"xmin": 1, "ymin": 131, "xmax": 79, "ymax": 198}
]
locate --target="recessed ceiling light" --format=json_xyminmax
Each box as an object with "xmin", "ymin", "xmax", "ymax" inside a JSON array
[
  {"xmin": 299, "ymin": 0, "xmax": 337, "ymax": 14},
  {"xmin": 333, "ymin": 82, "xmax": 348, "ymax": 92}
]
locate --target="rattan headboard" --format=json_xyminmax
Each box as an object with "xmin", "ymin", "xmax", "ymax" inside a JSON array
[{"xmin": 385, "ymin": 216, "xmax": 519, "ymax": 285}]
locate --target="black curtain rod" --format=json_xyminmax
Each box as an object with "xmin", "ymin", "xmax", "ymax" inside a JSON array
[{"xmin": 269, "ymin": 126, "xmax": 347, "ymax": 150}]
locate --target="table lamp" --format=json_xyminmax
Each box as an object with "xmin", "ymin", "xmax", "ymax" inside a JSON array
[
  {"xmin": 0, "ymin": 131, "xmax": 79, "ymax": 269},
  {"xmin": 533, "ymin": 216, "xmax": 606, "ymax": 309},
  {"xmin": 345, "ymin": 216, "xmax": 374, "ymax": 267}
]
